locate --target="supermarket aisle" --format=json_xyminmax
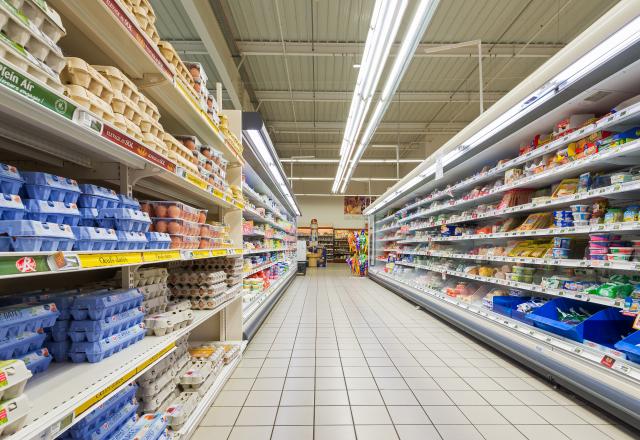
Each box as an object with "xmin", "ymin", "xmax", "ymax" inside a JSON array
[{"xmin": 194, "ymin": 266, "xmax": 638, "ymax": 440}]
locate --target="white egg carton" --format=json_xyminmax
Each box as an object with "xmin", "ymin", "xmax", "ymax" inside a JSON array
[
  {"xmin": 166, "ymin": 299, "xmax": 191, "ymax": 312},
  {"xmin": 164, "ymin": 391, "xmax": 198, "ymax": 430},
  {"xmin": 138, "ymin": 346, "xmax": 186, "ymax": 388},
  {"xmin": 0, "ymin": 360, "xmax": 31, "ymax": 401},
  {"xmin": 0, "ymin": 394, "xmax": 30, "ymax": 436},
  {"xmin": 135, "ymin": 267, "xmax": 168, "ymax": 286},
  {"xmin": 9, "ymin": 0, "xmax": 65, "ymax": 43},
  {"xmin": 138, "ymin": 282, "xmax": 168, "ymax": 300},
  {"xmin": 178, "ymin": 360, "xmax": 212, "ymax": 389},
  {"xmin": 138, "ymin": 366, "xmax": 178, "ymax": 398},
  {"xmin": 208, "ymin": 342, "xmax": 241, "ymax": 364},
  {"xmin": 193, "ymin": 358, "xmax": 224, "ymax": 396},
  {"xmin": 141, "ymin": 385, "xmax": 177, "ymax": 413},
  {"xmin": 145, "ymin": 309, "xmax": 194, "ymax": 336}
]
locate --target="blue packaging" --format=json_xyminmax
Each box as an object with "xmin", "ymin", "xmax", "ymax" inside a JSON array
[
  {"xmin": 69, "ymin": 307, "xmax": 144, "ymax": 342},
  {"xmin": 70, "ymin": 288, "xmax": 143, "ymax": 321},
  {"xmin": 72, "ymin": 227, "xmax": 118, "ymax": 251},
  {"xmin": 106, "ymin": 418, "xmax": 137, "ymax": 440},
  {"xmin": 0, "ymin": 303, "xmax": 59, "ymax": 339},
  {"xmin": 0, "ymin": 193, "xmax": 25, "ymax": 220},
  {"xmin": 69, "ymin": 324, "xmax": 145, "ymax": 363},
  {"xmin": 97, "ymin": 209, "xmax": 151, "ymax": 232},
  {"xmin": 78, "ymin": 184, "xmax": 120, "ymax": 210},
  {"xmin": 69, "ymin": 383, "xmax": 137, "ymax": 437},
  {"xmin": 614, "ymin": 330, "xmax": 640, "ymax": 364},
  {"xmin": 528, "ymin": 298, "xmax": 608, "ymax": 342},
  {"xmin": 117, "ymin": 194, "xmax": 140, "ymax": 210},
  {"xmin": 27, "ymin": 290, "xmax": 78, "ymax": 321},
  {"xmin": 0, "ymin": 220, "xmax": 75, "ymax": 252},
  {"xmin": 78, "ymin": 208, "xmax": 99, "ymax": 227},
  {"xmin": 21, "ymin": 348, "xmax": 52, "ymax": 374},
  {"xmin": 145, "ymin": 232, "xmax": 171, "ymax": 250},
  {"xmin": 24, "ymin": 200, "xmax": 81, "ymax": 226},
  {"xmin": 21, "ymin": 172, "xmax": 81, "ymax": 203},
  {"xmin": 0, "ymin": 330, "xmax": 46, "ymax": 358},
  {"xmin": 46, "ymin": 319, "xmax": 69, "ymax": 342},
  {"xmin": 44, "ymin": 339, "xmax": 69, "ymax": 362},
  {"xmin": 115, "ymin": 231, "xmax": 148, "ymax": 250},
  {"xmin": 84, "ymin": 401, "xmax": 138, "ymax": 440},
  {"xmin": 113, "ymin": 413, "xmax": 167, "ymax": 440},
  {"xmin": 0, "ymin": 163, "xmax": 23, "ymax": 194}
]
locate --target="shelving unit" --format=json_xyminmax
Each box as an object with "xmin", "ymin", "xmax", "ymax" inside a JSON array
[
  {"xmin": 366, "ymin": 12, "xmax": 640, "ymax": 426},
  {"xmin": 317, "ymin": 227, "xmax": 335, "ymax": 261}
]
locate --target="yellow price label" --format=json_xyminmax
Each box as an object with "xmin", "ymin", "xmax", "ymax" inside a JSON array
[
  {"xmin": 211, "ymin": 249, "xmax": 228, "ymax": 257},
  {"xmin": 213, "ymin": 189, "xmax": 224, "ymax": 198},
  {"xmin": 234, "ymin": 201, "xmax": 244, "ymax": 209},
  {"xmin": 185, "ymin": 172, "xmax": 208, "ymax": 190},
  {"xmin": 225, "ymin": 196, "xmax": 233, "ymax": 203},
  {"xmin": 192, "ymin": 250, "xmax": 212, "ymax": 259},
  {"xmin": 79, "ymin": 252, "xmax": 142, "ymax": 268},
  {"xmin": 143, "ymin": 250, "xmax": 181, "ymax": 262}
]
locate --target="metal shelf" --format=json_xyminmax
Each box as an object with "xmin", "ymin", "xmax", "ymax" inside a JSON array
[
  {"xmin": 243, "ymin": 260, "xmax": 283, "ymax": 278},
  {"xmin": 243, "ymin": 248, "xmax": 291, "ymax": 255}
]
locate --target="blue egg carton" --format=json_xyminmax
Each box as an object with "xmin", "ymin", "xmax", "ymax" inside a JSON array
[
  {"xmin": 69, "ymin": 324, "xmax": 145, "ymax": 363},
  {"xmin": 97, "ymin": 209, "xmax": 151, "ymax": 232},
  {"xmin": 46, "ymin": 319, "xmax": 70, "ymax": 342},
  {"xmin": 24, "ymin": 200, "xmax": 81, "ymax": 226},
  {"xmin": 45, "ymin": 338, "xmax": 69, "ymax": 362},
  {"xmin": 21, "ymin": 347, "xmax": 52, "ymax": 374},
  {"xmin": 0, "ymin": 330, "xmax": 46, "ymax": 359},
  {"xmin": 145, "ymin": 232, "xmax": 171, "ymax": 250},
  {"xmin": 105, "ymin": 417, "xmax": 137, "ymax": 440},
  {"xmin": 0, "ymin": 303, "xmax": 59, "ymax": 339},
  {"xmin": 70, "ymin": 288, "xmax": 143, "ymax": 321},
  {"xmin": 117, "ymin": 194, "xmax": 140, "ymax": 210},
  {"xmin": 78, "ymin": 184, "xmax": 120, "ymax": 210},
  {"xmin": 69, "ymin": 307, "xmax": 144, "ymax": 342},
  {"xmin": 0, "ymin": 163, "xmax": 23, "ymax": 195},
  {"xmin": 26, "ymin": 290, "xmax": 78, "ymax": 321},
  {"xmin": 76, "ymin": 401, "xmax": 138, "ymax": 440},
  {"xmin": 69, "ymin": 383, "xmax": 137, "ymax": 437},
  {"xmin": 21, "ymin": 172, "xmax": 80, "ymax": 203},
  {"xmin": 115, "ymin": 231, "xmax": 148, "ymax": 250},
  {"xmin": 112, "ymin": 413, "xmax": 167, "ymax": 440},
  {"xmin": 0, "ymin": 220, "xmax": 76, "ymax": 252},
  {"xmin": 0, "ymin": 193, "xmax": 25, "ymax": 220},
  {"xmin": 78, "ymin": 208, "xmax": 99, "ymax": 227},
  {"xmin": 72, "ymin": 226, "xmax": 118, "ymax": 251}
]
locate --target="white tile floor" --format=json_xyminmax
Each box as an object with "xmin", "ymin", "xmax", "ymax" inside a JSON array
[{"xmin": 193, "ymin": 265, "xmax": 639, "ymax": 440}]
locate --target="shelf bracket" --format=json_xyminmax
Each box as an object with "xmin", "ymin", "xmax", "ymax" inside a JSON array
[{"xmin": 129, "ymin": 165, "xmax": 162, "ymax": 186}]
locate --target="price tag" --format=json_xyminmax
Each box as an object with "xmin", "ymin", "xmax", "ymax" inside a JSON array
[
  {"xmin": 192, "ymin": 250, "xmax": 213, "ymax": 259},
  {"xmin": 143, "ymin": 250, "xmax": 181, "ymax": 262},
  {"xmin": 600, "ymin": 355, "xmax": 616, "ymax": 369},
  {"xmin": 79, "ymin": 252, "xmax": 142, "ymax": 268}
]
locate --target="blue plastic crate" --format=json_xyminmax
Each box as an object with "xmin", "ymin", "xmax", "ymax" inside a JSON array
[
  {"xmin": 614, "ymin": 330, "xmax": 640, "ymax": 364},
  {"xmin": 44, "ymin": 339, "xmax": 69, "ymax": 362},
  {"xmin": 0, "ymin": 163, "xmax": 23, "ymax": 195},
  {"xmin": 145, "ymin": 232, "xmax": 171, "ymax": 250},
  {"xmin": 21, "ymin": 172, "xmax": 80, "ymax": 203},
  {"xmin": 0, "ymin": 303, "xmax": 59, "ymax": 339},
  {"xmin": 70, "ymin": 288, "xmax": 143, "ymax": 321},
  {"xmin": 491, "ymin": 296, "xmax": 532, "ymax": 323},
  {"xmin": 72, "ymin": 227, "xmax": 118, "ymax": 251},
  {"xmin": 0, "ymin": 193, "xmax": 25, "ymax": 220},
  {"xmin": 97, "ymin": 209, "xmax": 151, "ymax": 232},
  {"xmin": 527, "ymin": 298, "xmax": 609, "ymax": 342},
  {"xmin": 581, "ymin": 308, "xmax": 635, "ymax": 348},
  {"xmin": 115, "ymin": 230, "xmax": 148, "ymax": 250},
  {"xmin": 78, "ymin": 184, "xmax": 120, "ymax": 210},
  {"xmin": 69, "ymin": 324, "xmax": 145, "ymax": 363},
  {"xmin": 21, "ymin": 348, "xmax": 52, "ymax": 374},
  {"xmin": 0, "ymin": 220, "xmax": 75, "ymax": 252},
  {"xmin": 117, "ymin": 194, "xmax": 140, "ymax": 210},
  {"xmin": 24, "ymin": 200, "xmax": 81, "ymax": 226},
  {"xmin": 78, "ymin": 208, "xmax": 99, "ymax": 227},
  {"xmin": 69, "ymin": 383, "xmax": 137, "ymax": 437},
  {"xmin": 0, "ymin": 330, "xmax": 46, "ymax": 358},
  {"xmin": 69, "ymin": 307, "xmax": 144, "ymax": 342}
]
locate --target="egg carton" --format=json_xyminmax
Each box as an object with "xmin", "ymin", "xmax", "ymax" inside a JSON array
[
  {"xmin": 187, "ymin": 342, "xmax": 226, "ymax": 362},
  {"xmin": 0, "ymin": 303, "xmax": 58, "ymax": 339},
  {"xmin": 68, "ymin": 307, "xmax": 145, "ymax": 343},
  {"xmin": 138, "ymin": 92, "xmax": 160, "ymax": 122},
  {"xmin": 61, "ymin": 58, "xmax": 113, "ymax": 104},
  {"xmin": 135, "ymin": 268, "xmax": 168, "ymax": 286},
  {"xmin": 138, "ymin": 366, "xmax": 178, "ymax": 399},
  {"xmin": 164, "ymin": 391, "xmax": 198, "ymax": 430},
  {"xmin": 208, "ymin": 342, "xmax": 241, "ymax": 364},
  {"xmin": 73, "ymin": 400, "xmax": 138, "ymax": 440},
  {"xmin": 69, "ymin": 323, "xmax": 146, "ymax": 363},
  {"xmin": 0, "ymin": 360, "xmax": 31, "ymax": 401},
  {"xmin": 168, "ymin": 270, "xmax": 226, "ymax": 285},
  {"xmin": 64, "ymin": 84, "xmax": 115, "ymax": 123},
  {"xmin": 157, "ymin": 41, "xmax": 196, "ymax": 91},
  {"xmin": 0, "ymin": 31, "xmax": 62, "ymax": 91},
  {"xmin": 0, "ymin": 394, "xmax": 29, "ymax": 436},
  {"xmin": 92, "ymin": 65, "xmax": 139, "ymax": 103},
  {"xmin": 140, "ymin": 384, "xmax": 177, "ymax": 413},
  {"xmin": 112, "ymin": 113, "xmax": 143, "ymax": 142},
  {"xmin": 113, "ymin": 412, "xmax": 167, "ymax": 440},
  {"xmin": 170, "ymin": 282, "xmax": 227, "ymax": 297},
  {"xmin": 138, "ymin": 350, "xmax": 178, "ymax": 387},
  {"xmin": 138, "ymin": 282, "xmax": 169, "ymax": 299},
  {"xmin": 143, "ymin": 297, "xmax": 167, "ymax": 316},
  {"xmin": 0, "ymin": 329, "xmax": 46, "ymax": 359},
  {"xmin": 9, "ymin": 0, "xmax": 65, "ymax": 44},
  {"xmin": 144, "ymin": 309, "xmax": 193, "ymax": 336},
  {"xmin": 190, "ymin": 358, "xmax": 224, "ymax": 397},
  {"xmin": 165, "ymin": 300, "xmax": 191, "ymax": 313},
  {"xmin": 0, "ymin": 0, "xmax": 64, "ymax": 73},
  {"xmin": 111, "ymin": 88, "xmax": 143, "ymax": 125}
]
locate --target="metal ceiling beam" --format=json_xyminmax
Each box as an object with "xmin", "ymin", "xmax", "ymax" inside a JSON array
[{"xmin": 255, "ymin": 90, "xmax": 505, "ymax": 103}]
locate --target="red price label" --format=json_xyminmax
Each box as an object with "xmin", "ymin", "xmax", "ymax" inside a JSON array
[{"xmin": 600, "ymin": 355, "xmax": 616, "ymax": 369}]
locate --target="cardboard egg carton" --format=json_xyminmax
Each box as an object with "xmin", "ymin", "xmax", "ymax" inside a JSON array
[
  {"xmin": 61, "ymin": 58, "xmax": 114, "ymax": 104},
  {"xmin": 10, "ymin": 0, "xmax": 66, "ymax": 44},
  {"xmin": 93, "ymin": 65, "xmax": 141, "ymax": 106},
  {"xmin": 0, "ymin": 32, "xmax": 62, "ymax": 91},
  {"xmin": 134, "ymin": 267, "xmax": 168, "ymax": 286},
  {"xmin": 111, "ymin": 88, "xmax": 142, "ymax": 125},
  {"xmin": 157, "ymin": 41, "xmax": 198, "ymax": 96},
  {"xmin": 143, "ymin": 295, "xmax": 168, "ymax": 315},
  {"xmin": 64, "ymin": 84, "xmax": 115, "ymax": 123},
  {"xmin": 142, "ymin": 132, "xmax": 170, "ymax": 157},
  {"xmin": 138, "ymin": 93, "xmax": 160, "ymax": 122},
  {"xmin": 138, "ymin": 282, "xmax": 169, "ymax": 300},
  {"xmin": 145, "ymin": 309, "xmax": 194, "ymax": 336},
  {"xmin": 113, "ymin": 113, "xmax": 143, "ymax": 142}
]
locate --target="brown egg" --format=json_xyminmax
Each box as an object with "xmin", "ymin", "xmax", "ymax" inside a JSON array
[
  {"xmin": 154, "ymin": 204, "xmax": 167, "ymax": 218},
  {"xmin": 203, "ymin": 162, "xmax": 212, "ymax": 172},
  {"xmin": 140, "ymin": 202, "xmax": 151, "ymax": 214},
  {"xmin": 202, "ymin": 148, "xmax": 211, "ymax": 159},
  {"xmin": 154, "ymin": 220, "xmax": 168, "ymax": 233},
  {"xmin": 194, "ymin": 82, "xmax": 201, "ymax": 93},
  {"xmin": 199, "ymin": 238, "xmax": 208, "ymax": 249},
  {"xmin": 198, "ymin": 211, "xmax": 207, "ymax": 223},
  {"xmin": 167, "ymin": 205, "xmax": 181, "ymax": 218},
  {"xmin": 208, "ymin": 176, "xmax": 215, "ymax": 185},
  {"xmin": 170, "ymin": 235, "xmax": 182, "ymax": 249},
  {"xmin": 167, "ymin": 221, "xmax": 182, "ymax": 234},
  {"xmin": 189, "ymin": 66, "xmax": 200, "ymax": 79},
  {"xmin": 183, "ymin": 139, "xmax": 196, "ymax": 151}
]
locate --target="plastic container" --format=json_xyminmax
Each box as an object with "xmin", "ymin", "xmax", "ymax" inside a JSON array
[
  {"xmin": 527, "ymin": 298, "xmax": 608, "ymax": 342},
  {"xmin": 0, "ymin": 330, "xmax": 46, "ymax": 358},
  {"xmin": 168, "ymin": 234, "xmax": 199, "ymax": 250},
  {"xmin": 78, "ymin": 207, "xmax": 99, "ymax": 226},
  {"xmin": 77, "ymin": 184, "xmax": 119, "ymax": 209},
  {"xmin": 0, "ymin": 394, "xmax": 29, "ymax": 436},
  {"xmin": 0, "ymin": 220, "xmax": 75, "ymax": 251},
  {"xmin": 0, "ymin": 163, "xmax": 23, "ymax": 194},
  {"xmin": 571, "ymin": 212, "xmax": 591, "ymax": 221},
  {"xmin": 72, "ymin": 226, "xmax": 118, "ymax": 251},
  {"xmin": 552, "ymin": 237, "xmax": 571, "ymax": 249},
  {"xmin": 69, "ymin": 307, "xmax": 144, "ymax": 342},
  {"xmin": 24, "ymin": 199, "xmax": 81, "ymax": 226},
  {"xmin": 151, "ymin": 218, "xmax": 200, "ymax": 236},
  {"xmin": 552, "ymin": 248, "xmax": 570, "ymax": 259},
  {"xmin": 589, "ymin": 234, "xmax": 610, "ymax": 242},
  {"xmin": 44, "ymin": 339, "xmax": 69, "ymax": 362},
  {"xmin": 0, "ymin": 360, "xmax": 31, "ymax": 401},
  {"xmin": 0, "ymin": 193, "xmax": 25, "ymax": 220},
  {"xmin": 21, "ymin": 172, "xmax": 80, "ymax": 203},
  {"xmin": 115, "ymin": 230, "xmax": 148, "ymax": 250},
  {"xmin": 70, "ymin": 288, "xmax": 143, "ymax": 321},
  {"xmin": 570, "ymin": 204, "xmax": 590, "ymax": 213},
  {"xmin": 68, "ymin": 383, "xmax": 137, "ymax": 437},
  {"xmin": 113, "ymin": 412, "xmax": 167, "ymax": 440},
  {"xmin": 97, "ymin": 208, "xmax": 151, "ymax": 232},
  {"xmin": 0, "ymin": 303, "xmax": 59, "ymax": 339},
  {"xmin": 145, "ymin": 232, "xmax": 171, "ymax": 250},
  {"xmin": 21, "ymin": 347, "xmax": 52, "ymax": 374},
  {"xmin": 69, "ymin": 323, "xmax": 145, "ymax": 363},
  {"xmin": 607, "ymin": 253, "xmax": 632, "ymax": 261},
  {"xmin": 142, "ymin": 201, "xmax": 200, "ymax": 221},
  {"xmin": 81, "ymin": 401, "xmax": 138, "ymax": 439},
  {"xmin": 614, "ymin": 330, "xmax": 640, "ymax": 363},
  {"xmin": 117, "ymin": 194, "xmax": 140, "ymax": 210},
  {"xmin": 609, "ymin": 247, "xmax": 634, "ymax": 255}
]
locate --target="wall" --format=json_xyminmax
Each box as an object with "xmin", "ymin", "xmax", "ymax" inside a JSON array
[{"xmin": 296, "ymin": 196, "xmax": 367, "ymax": 229}]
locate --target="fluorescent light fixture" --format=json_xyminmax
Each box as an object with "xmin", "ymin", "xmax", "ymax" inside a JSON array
[
  {"xmin": 340, "ymin": 0, "xmax": 440, "ymax": 193},
  {"xmin": 353, "ymin": 64, "xmax": 361, "ymax": 68},
  {"xmin": 289, "ymin": 177, "xmax": 399, "ymax": 181},
  {"xmin": 281, "ymin": 158, "xmax": 423, "ymax": 164},
  {"xmin": 332, "ymin": 0, "xmax": 408, "ymax": 193}
]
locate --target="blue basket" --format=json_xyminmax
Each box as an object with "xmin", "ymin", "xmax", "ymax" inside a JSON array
[
  {"xmin": 115, "ymin": 230, "xmax": 148, "ymax": 250},
  {"xmin": 69, "ymin": 324, "xmax": 145, "ymax": 363},
  {"xmin": 0, "ymin": 193, "xmax": 25, "ymax": 220},
  {"xmin": 21, "ymin": 348, "xmax": 52, "ymax": 374},
  {"xmin": 78, "ymin": 184, "xmax": 119, "ymax": 209},
  {"xmin": 581, "ymin": 308, "xmax": 636, "ymax": 348},
  {"xmin": 0, "ymin": 303, "xmax": 59, "ymax": 339},
  {"xmin": 97, "ymin": 208, "xmax": 151, "ymax": 232},
  {"xmin": 72, "ymin": 226, "xmax": 118, "ymax": 251},
  {"xmin": 145, "ymin": 232, "xmax": 171, "ymax": 250},
  {"xmin": 528, "ymin": 298, "xmax": 609, "ymax": 342},
  {"xmin": 491, "ymin": 296, "xmax": 532, "ymax": 323},
  {"xmin": 0, "ymin": 220, "xmax": 76, "ymax": 252},
  {"xmin": 0, "ymin": 330, "xmax": 46, "ymax": 358},
  {"xmin": 69, "ymin": 383, "xmax": 137, "ymax": 437},
  {"xmin": 117, "ymin": 194, "xmax": 140, "ymax": 210},
  {"xmin": 21, "ymin": 172, "xmax": 80, "ymax": 203},
  {"xmin": 0, "ymin": 163, "xmax": 23, "ymax": 195},
  {"xmin": 24, "ymin": 200, "xmax": 81, "ymax": 226},
  {"xmin": 78, "ymin": 208, "xmax": 99, "ymax": 227},
  {"xmin": 614, "ymin": 331, "xmax": 640, "ymax": 364},
  {"xmin": 69, "ymin": 307, "xmax": 144, "ymax": 342},
  {"xmin": 70, "ymin": 288, "xmax": 143, "ymax": 321}
]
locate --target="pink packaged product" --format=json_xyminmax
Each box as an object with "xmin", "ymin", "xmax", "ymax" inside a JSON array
[
  {"xmin": 140, "ymin": 201, "xmax": 206, "ymax": 222},
  {"xmin": 151, "ymin": 218, "xmax": 200, "ymax": 236},
  {"xmin": 169, "ymin": 235, "xmax": 200, "ymax": 250}
]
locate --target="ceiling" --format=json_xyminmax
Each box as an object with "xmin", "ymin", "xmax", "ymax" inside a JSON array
[{"xmin": 150, "ymin": 0, "xmax": 619, "ymax": 196}]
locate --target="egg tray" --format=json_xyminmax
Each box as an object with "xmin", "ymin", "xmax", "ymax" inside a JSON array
[
  {"xmin": 166, "ymin": 299, "xmax": 191, "ymax": 313},
  {"xmin": 137, "ymin": 347, "xmax": 188, "ymax": 389},
  {"xmin": 177, "ymin": 359, "xmax": 213, "ymax": 388},
  {"xmin": 142, "ymin": 296, "xmax": 167, "ymax": 315},
  {"xmin": 20, "ymin": 347, "xmax": 52, "ymax": 375},
  {"xmin": 92, "ymin": 65, "xmax": 141, "ymax": 105},
  {"xmin": 110, "ymin": 88, "xmax": 143, "ymax": 125},
  {"xmin": 157, "ymin": 41, "xmax": 197, "ymax": 92},
  {"xmin": 116, "ymin": 412, "xmax": 167, "ymax": 440},
  {"xmin": 134, "ymin": 268, "xmax": 168, "ymax": 286},
  {"xmin": 10, "ymin": 0, "xmax": 66, "ymax": 44},
  {"xmin": 164, "ymin": 133, "xmax": 194, "ymax": 161},
  {"xmin": 68, "ymin": 307, "xmax": 145, "ymax": 343},
  {"xmin": 72, "ymin": 226, "xmax": 118, "ymax": 251},
  {"xmin": 138, "ymin": 282, "xmax": 169, "ymax": 299},
  {"xmin": 69, "ymin": 287, "xmax": 143, "ymax": 321},
  {"xmin": 0, "ymin": 1, "xmax": 64, "ymax": 73},
  {"xmin": 140, "ymin": 384, "xmax": 178, "ymax": 413},
  {"xmin": 170, "ymin": 153, "xmax": 199, "ymax": 175},
  {"xmin": 0, "ymin": 303, "xmax": 58, "ymax": 339},
  {"xmin": 66, "ymin": 401, "xmax": 138, "ymax": 440},
  {"xmin": 68, "ymin": 323, "xmax": 145, "ymax": 363},
  {"xmin": 64, "ymin": 84, "xmax": 115, "ymax": 123},
  {"xmin": 168, "ymin": 234, "xmax": 199, "ymax": 250},
  {"xmin": 168, "ymin": 270, "xmax": 226, "ymax": 285},
  {"xmin": 0, "ymin": 360, "xmax": 31, "ymax": 402},
  {"xmin": 211, "ymin": 342, "xmax": 241, "ymax": 363},
  {"xmin": 0, "ymin": 394, "xmax": 29, "ymax": 437},
  {"xmin": 185, "ymin": 358, "xmax": 224, "ymax": 397},
  {"xmin": 112, "ymin": 113, "xmax": 143, "ymax": 142},
  {"xmin": 164, "ymin": 391, "xmax": 198, "ymax": 430},
  {"xmin": 61, "ymin": 58, "xmax": 113, "ymax": 104},
  {"xmin": 141, "ymin": 201, "xmax": 204, "ymax": 223},
  {"xmin": 144, "ymin": 309, "xmax": 194, "ymax": 336},
  {"xmin": 98, "ymin": 208, "xmax": 151, "ymax": 232},
  {"xmin": 137, "ymin": 366, "xmax": 178, "ymax": 399},
  {"xmin": 0, "ymin": 330, "xmax": 46, "ymax": 359},
  {"xmin": 146, "ymin": 231, "xmax": 171, "ymax": 250},
  {"xmin": 169, "ymin": 280, "xmax": 228, "ymax": 295}
]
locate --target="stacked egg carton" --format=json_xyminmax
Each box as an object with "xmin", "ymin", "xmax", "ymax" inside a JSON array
[
  {"xmin": 174, "ymin": 135, "xmax": 229, "ymax": 193},
  {"xmin": 184, "ymin": 61, "xmax": 221, "ymax": 125},
  {"xmin": 0, "ymin": 360, "xmax": 32, "ymax": 436},
  {"xmin": 142, "ymin": 200, "xmax": 206, "ymax": 250},
  {"xmin": 219, "ymin": 256, "xmax": 243, "ymax": 288},
  {"xmin": 119, "ymin": 0, "xmax": 160, "ymax": 44},
  {"xmin": 0, "ymin": 0, "xmax": 66, "ymax": 91},
  {"xmin": 144, "ymin": 298, "xmax": 193, "ymax": 337},
  {"xmin": 219, "ymin": 114, "xmax": 243, "ymax": 155},
  {"xmin": 156, "ymin": 41, "xmax": 199, "ymax": 103},
  {"xmin": 130, "ymin": 267, "xmax": 170, "ymax": 314},
  {"xmin": 167, "ymin": 260, "xmax": 236, "ymax": 310}
]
